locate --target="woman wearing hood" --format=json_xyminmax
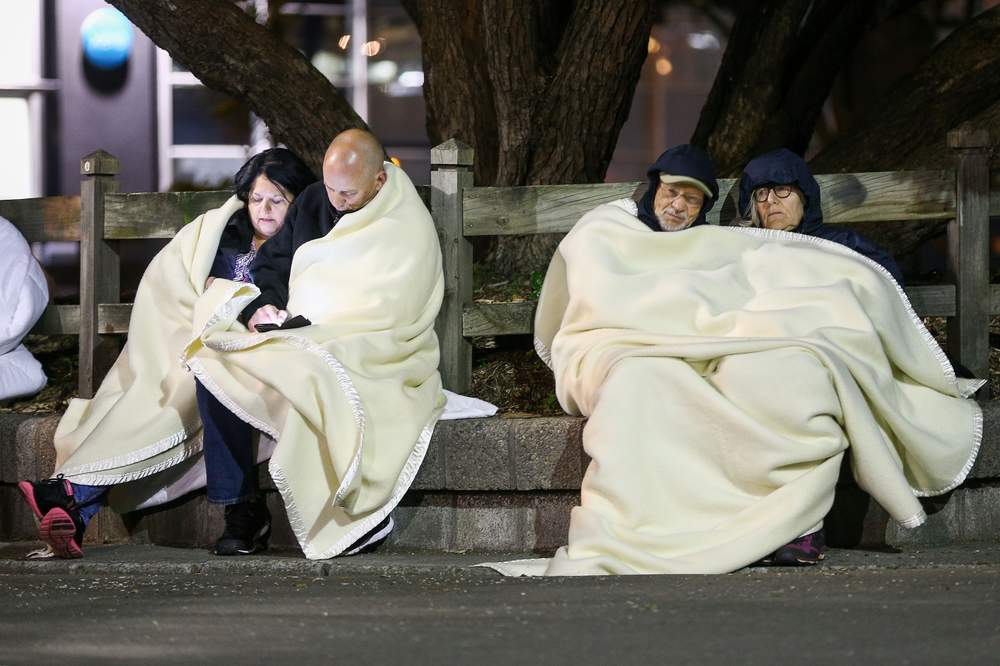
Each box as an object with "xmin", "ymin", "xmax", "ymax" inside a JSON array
[{"xmin": 738, "ymin": 149, "xmax": 903, "ymax": 284}]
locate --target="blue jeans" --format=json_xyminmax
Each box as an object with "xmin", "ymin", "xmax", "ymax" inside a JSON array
[
  {"xmin": 195, "ymin": 380, "xmax": 258, "ymax": 505},
  {"xmin": 71, "ymin": 379, "xmax": 258, "ymax": 527}
]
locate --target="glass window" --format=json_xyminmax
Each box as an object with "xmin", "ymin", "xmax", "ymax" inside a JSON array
[
  {"xmin": 366, "ymin": 5, "xmax": 427, "ymax": 147},
  {"xmin": 0, "ymin": 1, "xmax": 41, "ymax": 82},
  {"xmin": 280, "ymin": 13, "xmax": 352, "ymax": 87},
  {"xmin": 171, "ymin": 157, "xmax": 245, "ymax": 190},
  {"xmin": 172, "ymin": 87, "xmax": 252, "ymax": 145},
  {"xmin": 0, "ymin": 98, "xmax": 35, "ymax": 198}
]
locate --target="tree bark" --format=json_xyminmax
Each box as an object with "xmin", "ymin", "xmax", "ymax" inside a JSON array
[
  {"xmin": 404, "ymin": 0, "xmax": 655, "ymax": 274},
  {"xmin": 691, "ymin": 0, "xmax": 922, "ymax": 177},
  {"xmin": 810, "ymin": 5, "xmax": 1000, "ymax": 173},
  {"xmin": 810, "ymin": 5, "xmax": 1000, "ymax": 257},
  {"xmin": 107, "ymin": 0, "xmax": 366, "ymax": 172}
]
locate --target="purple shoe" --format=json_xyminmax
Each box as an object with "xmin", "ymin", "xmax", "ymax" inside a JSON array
[{"xmin": 759, "ymin": 529, "xmax": 826, "ymax": 566}]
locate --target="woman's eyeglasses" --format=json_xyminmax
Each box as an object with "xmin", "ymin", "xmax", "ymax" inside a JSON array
[{"xmin": 753, "ymin": 185, "xmax": 793, "ymax": 203}]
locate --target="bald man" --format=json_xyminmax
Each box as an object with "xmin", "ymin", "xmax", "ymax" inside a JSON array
[{"xmin": 242, "ymin": 129, "xmax": 388, "ymax": 331}]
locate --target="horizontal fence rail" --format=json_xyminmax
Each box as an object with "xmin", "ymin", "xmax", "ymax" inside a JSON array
[
  {"xmin": 463, "ymin": 170, "xmax": 959, "ymax": 236},
  {"xmin": 0, "ymin": 196, "xmax": 81, "ymax": 242},
  {"xmin": 463, "ymin": 285, "xmax": 963, "ymax": 339},
  {"xmin": 104, "ymin": 191, "xmax": 232, "ymax": 239},
  {"xmin": 2, "ymin": 141, "xmax": 998, "ymax": 396}
]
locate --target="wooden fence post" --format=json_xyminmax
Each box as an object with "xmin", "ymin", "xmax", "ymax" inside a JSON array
[
  {"xmin": 79, "ymin": 150, "xmax": 120, "ymax": 398},
  {"xmin": 946, "ymin": 126, "xmax": 990, "ymax": 388},
  {"xmin": 431, "ymin": 139, "xmax": 474, "ymax": 393}
]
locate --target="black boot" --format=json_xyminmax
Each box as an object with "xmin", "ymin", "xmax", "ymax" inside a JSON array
[{"xmin": 214, "ymin": 498, "xmax": 271, "ymax": 556}]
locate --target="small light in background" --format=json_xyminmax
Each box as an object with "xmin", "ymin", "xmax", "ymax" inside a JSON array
[
  {"xmin": 368, "ymin": 60, "xmax": 398, "ymax": 83},
  {"xmin": 338, "ymin": 34, "xmax": 351, "ymax": 50},
  {"xmin": 363, "ymin": 40, "xmax": 382, "ymax": 57},
  {"xmin": 398, "ymin": 70, "xmax": 424, "ymax": 87},
  {"xmin": 686, "ymin": 32, "xmax": 720, "ymax": 50},
  {"xmin": 81, "ymin": 7, "xmax": 134, "ymax": 70},
  {"xmin": 647, "ymin": 37, "xmax": 661, "ymax": 54},
  {"xmin": 390, "ymin": 156, "xmax": 402, "ymax": 167},
  {"xmin": 655, "ymin": 57, "xmax": 673, "ymax": 76}
]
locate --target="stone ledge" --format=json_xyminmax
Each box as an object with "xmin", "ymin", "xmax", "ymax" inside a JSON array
[
  {"xmin": 4, "ymin": 403, "xmax": 998, "ymax": 490},
  {"xmin": 3, "ymin": 404, "xmax": 999, "ymax": 550}
]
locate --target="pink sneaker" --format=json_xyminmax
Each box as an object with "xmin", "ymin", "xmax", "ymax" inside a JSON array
[{"xmin": 17, "ymin": 476, "xmax": 86, "ymax": 559}]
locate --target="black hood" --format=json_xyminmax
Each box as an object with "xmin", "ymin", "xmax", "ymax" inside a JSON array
[
  {"xmin": 637, "ymin": 144, "xmax": 719, "ymax": 231},
  {"xmin": 738, "ymin": 149, "xmax": 822, "ymax": 234}
]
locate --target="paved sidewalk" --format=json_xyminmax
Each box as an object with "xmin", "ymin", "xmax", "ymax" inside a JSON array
[
  {"xmin": 2, "ymin": 542, "xmax": 998, "ymax": 665},
  {"xmin": 2, "ymin": 541, "xmax": 999, "ymax": 575}
]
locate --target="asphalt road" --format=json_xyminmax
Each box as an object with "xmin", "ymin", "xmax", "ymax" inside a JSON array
[{"xmin": 2, "ymin": 563, "xmax": 999, "ymax": 665}]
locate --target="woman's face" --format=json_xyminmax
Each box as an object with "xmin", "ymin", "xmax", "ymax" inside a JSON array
[
  {"xmin": 754, "ymin": 184, "xmax": 805, "ymax": 231},
  {"xmin": 248, "ymin": 174, "xmax": 294, "ymax": 243}
]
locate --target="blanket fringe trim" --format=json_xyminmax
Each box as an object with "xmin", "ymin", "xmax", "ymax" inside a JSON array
[
  {"xmin": 534, "ymin": 336, "xmax": 552, "ymax": 370},
  {"xmin": 732, "ymin": 227, "xmax": 962, "ymax": 390},
  {"xmin": 265, "ymin": 334, "xmax": 366, "ymax": 507},
  {"xmin": 191, "ymin": 330, "xmax": 367, "ymax": 510},
  {"xmin": 898, "ymin": 510, "xmax": 928, "ymax": 529},
  {"xmin": 186, "ymin": 291, "xmax": 434, "ymax": 559},
  {"xmin": 64, "ymin": 436, "xmax": 203, "ymax": 488},
  {"xmin": 58, "ymin": 426, "xmax": 196, "ymax": 481},
  {"xmin": 305, "ymin": 415, "xmax": 438, "ymax": 560},
  {"xmin": 912, "ymin": 402, "xmax": 983, "ymax": 498},
  {"xmin": 537, "ymin": 220, "xmax": 984, "ymax": 504},
  {"xmin": 185, "ymin": 280, "xmax": 367, "ymax": 507},
  {"xmin": 730, "ymin": 227, "xmax": 985, "ymax": 499}
]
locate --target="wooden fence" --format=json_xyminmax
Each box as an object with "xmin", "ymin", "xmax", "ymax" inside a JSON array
[
  {"xmin": 431, "ymin": 128, "xmax": 997, "ymax": 393},
  {"xmin": 0, "ymin": 131, "xmax": 996, "ymax": 399}
]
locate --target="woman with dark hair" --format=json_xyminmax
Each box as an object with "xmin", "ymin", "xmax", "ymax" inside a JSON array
[
  {"xmin": 737, "ymin": 148, "xmax": 903, "ymax": 284},
  {"xmin": 18, "ymin": 148, "xmax": 316, "ymax": 559},
  {"xmin": 206, "ymin": 148, "xmax": 316, "ymax": 288}
]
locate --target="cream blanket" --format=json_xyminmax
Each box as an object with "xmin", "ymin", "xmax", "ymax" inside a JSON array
[
  {"xmin": 488, "ymin": 200, "xmax": 982, "ymax": 576},
  {"xmin": 55, "ymin": 163, "xmax": 445, "ymax": 559}
]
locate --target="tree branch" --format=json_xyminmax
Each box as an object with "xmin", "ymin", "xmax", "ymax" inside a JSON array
[{"xmin": 108, "ymin": 0, "xmax": 365, "ymax": 171}]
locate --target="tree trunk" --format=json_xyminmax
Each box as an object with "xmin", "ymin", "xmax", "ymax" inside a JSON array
[
  {"xmin": 810, "ymin": 5, "xmax": 1000, "ymax": 257},
  {"xmin": 810, "ymin": 5, "xmax": 1000, "ymax": 173},
  {"xmin": 691, "ymin": 0, "xmax": 922, "ymax": 177},
  {"xmin": 404, "ymin": 0, "xmax": 655, "ymax": 275},
  {"xmin": 107, "ymin": 0, "xmax": 366, "ymax": 173}
]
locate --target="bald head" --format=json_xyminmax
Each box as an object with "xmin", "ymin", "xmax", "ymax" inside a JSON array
[{"xmin": 322, "ymin": 129, "xmax": 388, "ymax": 213}]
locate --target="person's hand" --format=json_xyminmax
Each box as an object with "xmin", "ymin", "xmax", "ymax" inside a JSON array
[
  {"xmin": 204, "ymin": 276, "xmax": 216, "ymax": 290},
  {"xmin": 248, "ymin": 305, "xmax": 288, "ymax": 332}
]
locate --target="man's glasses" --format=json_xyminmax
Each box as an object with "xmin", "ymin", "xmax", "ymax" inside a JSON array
[
  {"xmin": 752, "ymin": 185, "xmax": 793, "ymax": 203},
  {"xmin": 249, "ymin": 192, "xmax": 289, "ymax": 207},
  {"xmin": 661, "ymin": 187, "xmax": 704, "ymax": 209}
]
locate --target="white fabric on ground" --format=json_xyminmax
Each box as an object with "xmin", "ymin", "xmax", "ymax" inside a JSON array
[
  {"xmin": 0, "ymin": 216, "xmax": 48, "ymax": 400},
  {"xmin": 440, "ymin": 389, "xmax": 498, "ymax": 420}
]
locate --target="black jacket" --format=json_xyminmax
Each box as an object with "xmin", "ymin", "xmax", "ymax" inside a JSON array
[
  {"xmin": 209, "ymin": 210, "xmax": 255, "ymax": 281},
  {"xmin": 239, "ymin": 181, "xmax": 342, "ymax": 323},
  {"xmin": 738, "ymin": 149, "xmax": 903, "ymax": 284}
]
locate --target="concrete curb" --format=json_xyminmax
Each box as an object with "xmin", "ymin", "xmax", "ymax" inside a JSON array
[
  {"xmin": 3, "ymin": 407, "xmax": 1000, "ymax": 551},
  {"xmin": 2, "ymin": 543, "xmax": 998, "ymax": 577}
]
